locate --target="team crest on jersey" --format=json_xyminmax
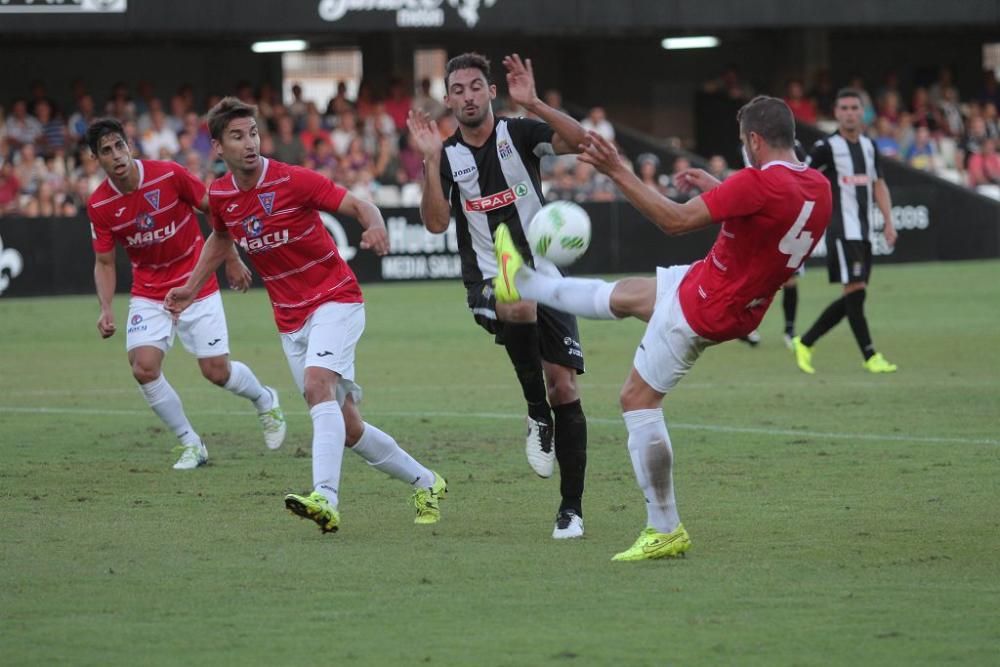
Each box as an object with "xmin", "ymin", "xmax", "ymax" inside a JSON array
[
  {"xmin": 498, "ymin": 139, "xmax": 513, "ymax": 160},
  {"xmin": 143, "ymin": 189, "xmax": 161, "ymax": 210},
  {"xmin": 243, "ymin": 215, "xmax": 264, "ymax": 238},
  {"xmin": 137, "ymin": 214, "xmax": 156, "ymax": 231},
  {"xmin": 258, "ymin": 192, "xmax": 275, "ymax": 216}
]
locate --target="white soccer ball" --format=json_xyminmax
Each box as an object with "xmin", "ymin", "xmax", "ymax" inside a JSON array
[{"xmin": 526, "ymin": 201, "xmax": 592, "ymax": 267}]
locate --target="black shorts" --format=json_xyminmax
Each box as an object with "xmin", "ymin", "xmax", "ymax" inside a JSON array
[
  {"xmin": 827, "ymin": 239, "xmax": 872, "ymax": 284},
  {"xmin": 466, "ymin": 280, "xmax": 585, "ymax": 373}
]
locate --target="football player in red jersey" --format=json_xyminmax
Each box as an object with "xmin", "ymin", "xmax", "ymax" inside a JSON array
[
  {"xmin": 86, "ymin": 118, "xmax": 286, "ymax": 470},
  {"xmin": 492, "ymin": 96, "xmax": 832, "ymax": 561},
  {"xmin": 164, "ymin": 98, "xmax": 446, "ymax": 534}
]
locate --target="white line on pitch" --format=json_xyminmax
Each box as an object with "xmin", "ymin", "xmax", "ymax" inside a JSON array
[{"xmin": 0, "ymin": 405, "xmax": 996, "ymax": 446}]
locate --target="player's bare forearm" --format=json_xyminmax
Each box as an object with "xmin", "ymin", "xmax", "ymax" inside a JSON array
[
  {"xmin": 524, "ymin": 100, "xmax": 587, "ymax": 155},
  {"xmin": 187, "ymin": 231, "xmax": 233, "ymax": 292},
  {"xmin": 420, "ymin": 155, "xmax": 452, "ymax": 233},
  {"xmin": 93, "ymin": 253, "xmax": 116, "ymax": 313},
  {"xmin": 875, "ymin": 179, "xmax": 893, "ymax": 224},
  {"xmin": 610, "ymin": 166, "xmax": 713, "ymax": 235}
]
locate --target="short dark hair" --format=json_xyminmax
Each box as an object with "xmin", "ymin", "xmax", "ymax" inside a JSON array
[
  {"xmin": 736, "ymin": 95, "xmax": 795, "ymax": 149},
  {"xmin": 835, "ymin": 88, "xmax": 864, "ymax": 104},
  {"xmin": 86, "ymin": 118, "xmax": 127, "ymax": 154},
  {"xmin": 206, "ymin": 96, "xmax": 258, "ymax": 141},
  {"xmin": 445, "ymin": 52, "xmax": 491, "ymax": 89}
]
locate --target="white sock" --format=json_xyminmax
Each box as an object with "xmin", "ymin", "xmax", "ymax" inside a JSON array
[
  {"xmin": 516, "ymin": 269, "xmax": 618, "ymax": 320},
  {"xmin": 223, "ymin": 360, "xmax": 272, "ymax": 412},
  {"xmin": 351, "ymin": 422, "xmax": 434, "ymax": 488},
  {"xmin": 310, "ymin": 401, "xmax": 346, "ymax": 508},
  {"xmin": 138, "ymin": 375, "xmax": 200, "ymax": 446},
  {"xmin": 623, "ymin": 408, "xmax": 680, "ymax": 533}
]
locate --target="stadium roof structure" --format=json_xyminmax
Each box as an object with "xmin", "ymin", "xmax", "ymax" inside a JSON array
[{"xmin": 1, "ymin": 0, "xmax": 997, "ymax": 36}]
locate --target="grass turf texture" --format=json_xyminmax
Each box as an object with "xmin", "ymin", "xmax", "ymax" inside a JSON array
[{"xmin": 2, "ymin": 260, "xmax": 998, "ymax": 665}]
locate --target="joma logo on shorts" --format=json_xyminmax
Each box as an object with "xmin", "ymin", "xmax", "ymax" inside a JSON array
[
  {"xmin": 126, "ymin": 221, "xmax": 176, "ymax": 246},
  {"xmin": 238, "ymin": 228, "xmax": 290, "ymax": 253}
]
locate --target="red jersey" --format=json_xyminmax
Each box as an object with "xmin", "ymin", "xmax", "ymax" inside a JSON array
[
  {"xmin": 88, "ymin": 159, "xmax": 218, "ymax": 301},
  {"xmin": 208, "ymin": 158, "xmax": 362, "ymax": 333},
  {"xmin": 680, "ymin": 161, "xmax": 832, "ymax": 342}
]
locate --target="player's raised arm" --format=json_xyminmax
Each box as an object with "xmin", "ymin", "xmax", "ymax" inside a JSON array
[
  {"xmin": 94, "ymin": 249, "xmax": 117, "ymax": 338},
  {"xmin": 337, "ymin": 191, "xmax": 390, "ymax": 256},
  {"xmin": 164, "ymin": 228, "xmax": 235, "ymax": 315},
  {"xmin": 503, "ymin": 53, "xmax": 586, "ymax": 155},
  {"xmin": 407, "ymin": 110, "xmax": 451, "ymax": 233},
  {"xmin": 579, "ymin": 131, "xmax": 713, "ymax": 235},
  {"xmin": 192, "ymin": 191, "xmax": 251, "ymax": 292}
]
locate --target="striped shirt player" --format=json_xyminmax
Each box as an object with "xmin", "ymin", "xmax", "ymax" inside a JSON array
[
  {"xmin": 807, "ymin": 130, "xmax": 883, "ymax": 284},
  {"xmin": 411, "ymin": 53, "xmax": 591, "ymax": 538},
  {"xmin": 86, "ymin": 118, "xmax": 285, "ymax": 471},
  {"xmin": 165, "ymin": 97, "xmax": 447, "ymax": 533},
  {"xmin": 794, "ymin": 88, "xmax": 898, "ymax": 374}
]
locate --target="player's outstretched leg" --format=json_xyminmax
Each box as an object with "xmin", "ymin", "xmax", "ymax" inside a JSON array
[
  {"xmin": 493, "ymin": 223, "xmax": 618, "ymax": 320},
  {"xmin": 347, "ymin": 414, "xmax": 447, "ymax": 525},
  {"xmin": 204, "ymin": 356, "xmax": 287, "ymax": 449},
  {"xmin": 137, "ymin": 374, "xmax": 207, "ymax": 469}
]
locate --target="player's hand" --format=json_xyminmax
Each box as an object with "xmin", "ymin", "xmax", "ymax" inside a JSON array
[
  {"xmin": 406, "ymin": 110, "xmax": 443, "ymax": 159},
  {"xmin": 163, "ymin": 286, "xmax": 195, "ymax": 317},
  {"xmin": 675, "ymin": 168, "xmax": 721, "ymax": 193},
  {"xmin": 883, "ymin": 220, "xmax": 898, "ymax": 247},
  {"xmin": 97, "ymin": 310, "xmax": 116, "ymax": 339},
  {"xmin": 225, "ymin": 258, "xmax": 252, "ymax": 292},
  {"xmin": 503, "ymin": 53, "xmax": 538, "ymax": 108},
  {"xmin": 360, "ymin": 224, "xmax": 390, "ymax": 256},
  {"xmin": 577, "ymin": 131, "xmax": 627, "ymax": 177}
]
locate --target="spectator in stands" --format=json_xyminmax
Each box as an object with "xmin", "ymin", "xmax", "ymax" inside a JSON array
[
  {"xmin": 74, "ymin": 151, "xmax": 104, "ymax": 197},
  {"xmin": 167, "ymin": 95, "xmax": 187, "ymax": 134},
  {"xmin": 383, "ymin": 77, "xmax": 413, "ymax": 132},
  {"xmin": 309, "ymin": 137, "xmax": 337, "ymax": 171},
  {"xmin": 635, "ymin": 153, "xmax": 667, "ymax": 195},
  {"xmin": 664, "ymin": 155, "xmax": 698, "ymax": 202},
  {"xmin": 325, "ymin": 81, "xmax": 354, "ymax": 119},
  {"xmin": 702, "ymin": 64, "xmax": 755, "ymax": 100},
  {"xmin": 34, "ymin": 180, "xmax": 58, "ymax": 217},
  {"xmin": 5, "ymin": 99, "xmax": 43, "ymax": 151},
  {"xmin": 331, "ymin": 110, "xmax": 359, "ymax": 156},
  {"xmin": 106, "ymin": 82, "xmax": 136, "ymax": 121},
  {"xmin": 938, "ymin": 87, "xmax": 964, "ymax": 138},
  {"xmin": 968, "ymin": 137, "xmax": 1000, "ymax": 189},
  {"xmin": 257, "ymin": 82, "xmax": 279, "ymax": 127},
  {"xmin": 877, "ymin": 90, "xmax": 903, "ymax": 125},
  {"xmin": 876, "ymin": 70, "xmax": 903, "ymax": 108},
  {"xmin": 299, "ymin": 109, "xmax": 330, "ymax": 155},
  {"xmin": 928, "ymin": 66, "xmax": 959, "ymax": 107},
  {"xmin": 707, "ymin": 154, "xmax": 731, "ymax": 181},
  {"xmin": 581, "ymin": 106, "xmax": 615, "ymax": 142},
  {"xmin": 13, "ymin": 143, "xmax": 46, "ymax": 195},
  {"xmin": 784, "ymin": 79, "xmax": 818, "ymax": 124},
  {"xmin": 977, "ymin": 71, "xmax": 1000, "ymax": 109},
  {"xmin": 810, "ymin": 68, "xmax": 836, "ymax": 120},
  {"xmin": 34, "ymin": 100, "xmax": 66, "ymax": 158},
  {"xmin": 910, "ymin": 87, "xmax": 941, "ymax": 132},
  {"xmin": 872, "ymin": 116, "xmax": 901, "ymax": 158},
  {"xmin": 546, "ymin": 161, "xmax": 577, "ymax": 202},
  {"xmin": 142, "ymin": 108, "xmax": 180, "ymax": 159},
  {"xmin": 67, "ymin": 94, "xmax": 96, "ymax": 148},
  {"xmin": 372, "ymin": 132, "xmax": 401, "ymax": 186},
  {"xmin": 182, "ymin": 111, "xmax": 213, "ymax": 159},
  {"xmin": 342, "ymin": 135, "xmax": 372, "ymax": 178},
  {"xmin": 133, "ymin": 80, "xmax": 156, "ymax": 119},
  {"xmin": 905, "ymin": 125, "xmax": 941, "ymax": 172},
  {"xmin": 395, "ymin": 131, "xmax": 423, "ymax": 185},
  {"xmin": 413, "ymin": 77, "xmax": 445, "ymax": 120},
  {"xmin": 543, "ymin": 89, "xmax": 565, "ymax": 113},
  {"xmin": 365, "ymin": 102, "xmax": 398, "ymax": 149},
  {"xmin": 0, "ymin": 159, "xmax": 20, "ymax": 214},
  {"xmin": 983, "ymin": 102, "xmax": 1000, "ymax": 138},
  {"xmin": 355, "ymin": 80, "xmax": 377, "ymax": 121},
  {"xmin": 271, "ymin": 115, "xmax": 307, "ymax": 165},
  {"xmin": 288, "ymin": 83, "xmax": 308, "ymax": 126}
]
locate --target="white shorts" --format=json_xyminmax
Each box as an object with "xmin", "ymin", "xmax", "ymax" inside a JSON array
[
  {"xmin": 126, "ymin": 292, "xmax": 230, "ymax": 358},
  {"xmin": 633, "ymin": 265, "xmax": 717, "ymax": 395},
  {"xmin": 280, "ymin": 301, "xmax": 364, "ymax": 405}
]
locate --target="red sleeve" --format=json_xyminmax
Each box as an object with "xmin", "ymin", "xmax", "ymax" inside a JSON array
[
  {"xmin": 700, "ymin": 168, "xmax": 767, "ymax": 222},
  {"xmin": 88, "ymin": 205, "xmax": 115, "ymax": 253},
  {"xmin": 207, "ymin": 196, "xmax": 227, "ymax": 234},
  {"xmin": 173, "ymin": 166, "xmax": 207, "ymax": 209},
  {"xmin": 290, "ymin": 166, "xmax": 347, "ymax": 213}
]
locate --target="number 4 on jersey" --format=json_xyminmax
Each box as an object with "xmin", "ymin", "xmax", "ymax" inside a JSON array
[{"xmin": 779, "ymin": 200, "xmax": 816, "ymax": 268}]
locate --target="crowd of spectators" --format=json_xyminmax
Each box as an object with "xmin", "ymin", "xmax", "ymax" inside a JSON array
[{"xmin": 775, "ymin": 67, "xmax": 1000, "ymax": 198}]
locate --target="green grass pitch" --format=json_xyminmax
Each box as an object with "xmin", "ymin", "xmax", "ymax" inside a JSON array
[{"xmin": 2, "ymin": 260, "xmax": 998, "ymax": 665}]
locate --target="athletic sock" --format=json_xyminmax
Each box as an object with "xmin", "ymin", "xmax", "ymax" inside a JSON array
[
  {"xmin": 801, "ymin": 296, "xmax": 846, "ymax": 347},
  {"xmin": 515, "ymin": 269, "xmax": 618, "ymax": 320},
  {"xmin": 553, "ymin": 399, "xmax": 587, "ymax": 516},
  {"xmin": 138, "ymin": 375, "xmax": 200, "ymax": 446},
  {"xmin": 782, "ymin": 284, "xmax": 798, "ymax": 336},
  {"xmin": 310, "ymin": 401, "xmax": 346, "ymax": 508},
  {"xmin": 844, "ymin": 289, "xmax": 875, "ymax": 360},
  {"xmin": 222, "ymin": 360, "xmax": 272, "ymax": 411},
  {"xmin": 350, "ymin": 422, "xmax": 434, "ymax": 488},
  {"xmin": 501, "ymin": 323, "xmax": 551, "ymax": 424},
  {"xmin": 623, "ymin": 408, "xmax": 680, "ymax": 534}
]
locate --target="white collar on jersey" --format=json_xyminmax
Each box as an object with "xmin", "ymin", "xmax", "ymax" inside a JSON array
[
  {"xmin": 230, "ymin": 157, "xmax": 270, "ymax": 192},
  {"xmin": 761, "ymin": 160, "xmax": 807, "ymax": 171},
  {"xmin": 108, "ymin": 159, "xmax": 145, "ymax": 195}
]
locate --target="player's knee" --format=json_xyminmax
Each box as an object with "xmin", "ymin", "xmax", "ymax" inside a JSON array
[
  {"xmin": 131, "ymin": 360, "xmax": 160, "ymax": 385},
  {"xmin": 343, "ymin": 414, "xmax": 365, "ymax": 446},
  {"xmin": 303, "ymin": 378, "xmax": 335, "ymax": 407},
  {"xmin": 200, "ymin": 360, "xmax": 230, "ymax": 386},
  {"xmin": 547, "ymin": 374, "xmax": 578, "ymax": 405}
]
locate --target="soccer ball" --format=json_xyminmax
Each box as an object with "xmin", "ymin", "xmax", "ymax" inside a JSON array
[{"xmin": 526, "ymin": 201, "xmax": 591, "ymax": 267}]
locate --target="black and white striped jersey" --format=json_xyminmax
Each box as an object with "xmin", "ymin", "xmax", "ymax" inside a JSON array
[
  {"xmin": 807, "ymin": 132, "xmax": 883, "ymax": 241},
  {"xmin": 439, "ymin": 116, "xmax": 556, "ymax": 286}
]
